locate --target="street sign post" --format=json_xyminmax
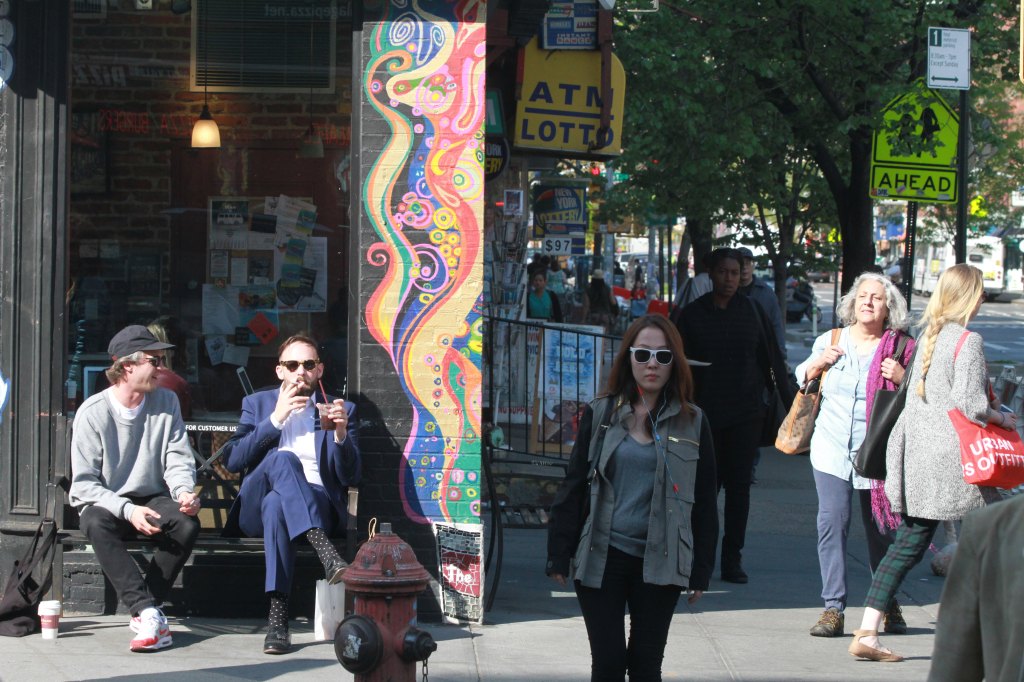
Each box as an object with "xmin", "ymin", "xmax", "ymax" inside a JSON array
[
  {"xmin": 869, "ymin": 86, "xmax": 959, "ymax": 204},
  {"xmin": 927, "ymin": 27, "xmax": 970, "ymax": 90}
]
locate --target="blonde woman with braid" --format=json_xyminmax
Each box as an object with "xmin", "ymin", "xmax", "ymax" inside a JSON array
[{"xmin": 849, "ymin": 264, "xmax": 1017, "ymax": 662}]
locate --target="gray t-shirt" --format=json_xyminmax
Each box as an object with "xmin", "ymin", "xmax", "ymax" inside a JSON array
[{"xmin": 608, "ymin": 434, "xmax": 657, "ymax": 557}]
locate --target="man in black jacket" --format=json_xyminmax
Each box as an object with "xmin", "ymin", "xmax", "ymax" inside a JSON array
[{"xmin": 675, "ymin": 248, "xmax": 790, "ymax": 583}]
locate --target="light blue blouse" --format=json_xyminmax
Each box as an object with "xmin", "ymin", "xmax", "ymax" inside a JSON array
[{"xmin": 795, "ymin": 328, "xmax": 876, "ymax": 490}]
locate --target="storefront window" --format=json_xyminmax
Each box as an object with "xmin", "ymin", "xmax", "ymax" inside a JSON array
[{"xmin": 68, "ymin": 2, "xmax": 353, "ymax": 523}]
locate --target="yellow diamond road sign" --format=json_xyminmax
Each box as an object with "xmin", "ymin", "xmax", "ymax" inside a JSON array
[{"xmin": 870, "ymin": 87, "xmax": 959, "ymax": 204}]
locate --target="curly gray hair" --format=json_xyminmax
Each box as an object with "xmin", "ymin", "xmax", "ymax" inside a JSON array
[{"xmin": 836, "ymin": 272, "xmax": 909, "ymax": 330}]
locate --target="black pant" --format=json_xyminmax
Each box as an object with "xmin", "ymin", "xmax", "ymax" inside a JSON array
[
  {"xmin": 856, "ymin": 489, "xmax": 896, "ymax": 572},
  {"xmin": 712, "ymin": 419, "xmax": 761, "ymax": 567},
  {"xmin": 574, "ymin": 547, "xmax": 683, "ymax": 682},
  {"xmin": 78, "ymin": 495, "xmax": 200, "ymax": 615}
]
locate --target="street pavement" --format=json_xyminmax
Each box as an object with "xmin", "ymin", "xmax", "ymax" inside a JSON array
[
  {"xmin": 0, "ymin": 445, "xmax": 953, "ymax": 681},
  {"xmin": 5, "ymin": 309, "xmax": 1005, "ymax": 681}
]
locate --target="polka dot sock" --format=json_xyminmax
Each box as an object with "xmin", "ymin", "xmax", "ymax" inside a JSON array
[
  {"xmin": 268, "ymin": 591, "xmax": 289, "ymax": 630},
  {"xmin": 306, "ymin": 527, "xmax": 343, "ymax": 569}
]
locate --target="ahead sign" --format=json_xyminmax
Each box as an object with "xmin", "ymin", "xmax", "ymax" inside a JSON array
[
  {"xmin": 927, "ymin": 27, "xmax": 970, "ymax": 90},
  {"xmin": 870, "ymin": 86, "xmax": 959, "ymax": 204}
]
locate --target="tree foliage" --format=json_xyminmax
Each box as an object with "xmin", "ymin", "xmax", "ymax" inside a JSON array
[{"xmin": 606, "ymin": 0, "xmax": 1022, "ymax": 290}]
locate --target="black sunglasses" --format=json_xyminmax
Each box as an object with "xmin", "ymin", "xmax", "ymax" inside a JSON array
[
  {"xmin": 278, "ymin": 359, "xmax": 320, "ymax": 372},
  {"xmin": 140, "ymin": 356, "xmax": 165, "ymax": 368},
  {"xmin": 629, "ymin": 347, "xmax": 673, "ymax": 365}
]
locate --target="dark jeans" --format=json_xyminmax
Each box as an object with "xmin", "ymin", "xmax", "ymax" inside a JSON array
[
  {"xmin": 574, "ymin": 546, "xmax": 682, "ymax": 682},
  {"xmin": 78, "ymin": 494, "xmax": 200, "ymax": 616},
  {"xmin": 857, "ymin": 489, "xmax": 895, "ymax": 572},
  {"xmin": 712, "ymin": 419, "xmax": 761, "ymax": 566}
]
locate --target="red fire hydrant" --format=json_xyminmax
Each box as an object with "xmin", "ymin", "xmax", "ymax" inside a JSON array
[{"xmin": 334, "ymin": 522, "xmax": 437, "ymax": 680}]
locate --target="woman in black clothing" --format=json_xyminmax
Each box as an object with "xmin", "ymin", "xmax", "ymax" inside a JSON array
[{"xmin": 547, "ymin": 315, "xmax": 718, "ymax": 682}]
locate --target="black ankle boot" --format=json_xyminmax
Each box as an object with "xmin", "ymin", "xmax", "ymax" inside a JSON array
[
  {"xmin": 306, "ymin": 527, "xmax": 348, "ymax": 583},
  {"xmin": 721, "ymin": 561, "xmax": 748, "ymax": 584},
  {"xmin": 264, "ymin": 592, "xmax": 291, "ymax": 654}
]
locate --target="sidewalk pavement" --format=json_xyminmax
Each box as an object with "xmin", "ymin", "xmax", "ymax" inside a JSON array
[{"xmin": 0, "ymin": 449, "xmax": 951, "ymax": 681}]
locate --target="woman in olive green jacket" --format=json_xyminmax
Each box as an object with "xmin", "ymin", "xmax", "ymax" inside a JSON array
[{"xmin": 546, "ymin": 315, "xmax": 718, "ymax": 682}]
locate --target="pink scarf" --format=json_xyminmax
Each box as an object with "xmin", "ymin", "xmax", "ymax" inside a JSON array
[{"xmin": 864, "ymin": 329, "xmax": 916, "ymax": 533}]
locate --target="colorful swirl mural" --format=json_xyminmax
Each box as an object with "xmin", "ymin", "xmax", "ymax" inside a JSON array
[{"xmin": 362, "ymin": 0, "xmax": 485, "ymax": 525}]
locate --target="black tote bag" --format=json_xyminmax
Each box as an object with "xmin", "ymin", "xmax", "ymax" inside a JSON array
[
  {"xmin": 0, "ymin": 518, "xmax": 57, "ymax": 637},
  {"xmin": 854, "ymin": 343, "xmax": 916, "ymax": 480}
]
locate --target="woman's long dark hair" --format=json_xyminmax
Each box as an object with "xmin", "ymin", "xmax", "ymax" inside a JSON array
[{"xmin": 604, "ymin": 315, "xmax": 694, "ymax": 418}]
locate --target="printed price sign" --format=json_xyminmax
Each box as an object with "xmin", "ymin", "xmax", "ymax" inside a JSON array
[{"xmin": 542, "ymin": 237, "xmax": 574, "ymax": 255}]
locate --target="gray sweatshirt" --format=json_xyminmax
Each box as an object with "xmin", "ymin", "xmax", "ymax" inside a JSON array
[{"xmin": 69, "ymin": 386, "xmax": 196, "ymax": 521}]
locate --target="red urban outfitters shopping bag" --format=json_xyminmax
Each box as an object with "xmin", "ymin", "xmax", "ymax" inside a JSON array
[{"xmin": 948, "ymin": 409, "xmax": 1024, "ymax": 488}]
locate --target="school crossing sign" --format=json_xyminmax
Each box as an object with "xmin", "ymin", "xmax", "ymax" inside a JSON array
[{"xmin": 870, "ymin": 87, "xmax": 959, "ymax": 204}]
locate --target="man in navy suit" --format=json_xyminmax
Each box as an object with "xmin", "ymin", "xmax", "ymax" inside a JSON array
[{"xmin": 223, "ymin": 334, "xmax": 361, "ymax": 654}]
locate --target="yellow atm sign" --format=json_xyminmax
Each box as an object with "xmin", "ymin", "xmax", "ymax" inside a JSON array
[
  {"xmin": 514, "ymin": 38, "xmax": 625, "ymax": 156},
  {"xmin": 870, "ymin": 87, "xmax": 959, "ymax": 204}
]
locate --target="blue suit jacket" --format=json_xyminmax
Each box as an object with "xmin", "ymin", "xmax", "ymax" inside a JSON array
[{"xmin": 221, "ymin": 386, "xmax": 361, "ymax": 537}]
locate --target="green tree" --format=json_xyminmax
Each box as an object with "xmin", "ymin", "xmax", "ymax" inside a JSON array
[{"xmin": 608, "ymin": 0, "xmax": 1021, "ymax": 290}]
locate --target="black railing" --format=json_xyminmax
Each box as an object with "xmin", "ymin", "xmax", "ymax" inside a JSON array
[{"xmin": 481, "ymin": 316, "xmax": 622, "ymax": 610}]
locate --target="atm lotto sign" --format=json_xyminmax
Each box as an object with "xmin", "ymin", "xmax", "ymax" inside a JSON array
[{"xmin": 514, "ymin": 38, "xmax": 625, "ymax": 156}]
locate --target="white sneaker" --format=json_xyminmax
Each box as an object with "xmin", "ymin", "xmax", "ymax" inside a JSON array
[{"xmin": 129, "ymin": 608, "xmax": 172, "ymax": 652}]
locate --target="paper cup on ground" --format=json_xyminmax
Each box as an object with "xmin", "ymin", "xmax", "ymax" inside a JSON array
[{"xmin": 38, "ymin": 600, "xmax": 61, "ymax": 640}]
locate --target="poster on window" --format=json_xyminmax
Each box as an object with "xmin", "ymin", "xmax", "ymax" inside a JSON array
[
  {"xmin": 531, "ymin": 323, "xmax": 605, "ymax": 450},
  {"xmin": 209, "ymin": 198, "xmax": 252, "ymax": 249},
  {"xmin": 435, "ymin": 523, "xmax": 484, "ymax": 624},
  {"xmin": 273, "ymin": 236, "xmax": 327, "ymax": 311}
]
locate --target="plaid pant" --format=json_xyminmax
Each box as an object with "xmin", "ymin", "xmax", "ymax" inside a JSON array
[{"xmin": 864, "ymin": 515, "xmax": 939, "ymax": 611}]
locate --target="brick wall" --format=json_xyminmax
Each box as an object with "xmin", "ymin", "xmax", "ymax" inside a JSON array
[
  {"xmin": 69, "ymin": 8, "xmax": 353, "ymax": 309},
  {"xmin": 353, "ymin": 1, "xmax": 486, "ymax": 620}
]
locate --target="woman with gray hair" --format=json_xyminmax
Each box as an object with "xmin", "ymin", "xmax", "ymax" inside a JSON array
[{"xmin": 794, "ymin": 272, "xmax": 915, "ymax": 639}]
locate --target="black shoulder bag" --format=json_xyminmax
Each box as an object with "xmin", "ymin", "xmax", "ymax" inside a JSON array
[
  {"xmin": 572, "ymin": 398, "xmax": 614, "ymax": 554},
  {"xmin": 854, "ymin": 335, "xmax": 915, "ymax": 480},
  {"xmin": 0, "ymin": 516, "xmax": 58, "ymax": 637}
]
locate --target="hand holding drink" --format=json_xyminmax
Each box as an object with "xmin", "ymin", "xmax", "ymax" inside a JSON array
[{"xmin": 317, "ymin": 399, "xmax": 349, "ymax": 441}]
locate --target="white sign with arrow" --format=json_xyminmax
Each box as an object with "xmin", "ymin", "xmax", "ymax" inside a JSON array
[{"xmin": 927, "ymin": 27, "xmax": 970, "ymax": 90}]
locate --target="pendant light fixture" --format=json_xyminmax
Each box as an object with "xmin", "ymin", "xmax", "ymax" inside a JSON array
[
  {"xmin": 191, "ymin": 0, "xmax": 221, "ymax": 148},
  {"xmin": 297, "ymin": 3, "xmax": 323, "ymax": 159}
]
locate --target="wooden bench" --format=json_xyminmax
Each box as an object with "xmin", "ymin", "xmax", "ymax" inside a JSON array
[{"xmin": 53, "ymin": 472, "xmax": 360, "ymax": 617}]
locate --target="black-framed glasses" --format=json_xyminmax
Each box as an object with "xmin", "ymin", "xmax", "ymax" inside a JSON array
[
  {"xmin": 278, "ymin": 359, "xmax": 320, "ymax": 372},
  {"xmin": 629, "ymin": 347, "xmax": 673, "ymax": 365},
  {"xmin": 140, "ymin": 356, "xmax": 165, "ymax": 368}
]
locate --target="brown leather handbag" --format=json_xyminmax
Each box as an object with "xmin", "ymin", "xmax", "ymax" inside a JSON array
[{"xmin": 775, "ymin": 328, "xmax": 840, "ymax": 455}]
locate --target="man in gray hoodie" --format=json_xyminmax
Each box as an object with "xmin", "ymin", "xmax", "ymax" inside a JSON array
[{"xmin": 69, "ymin": 325, "xmax": 200, "ymax": 652}]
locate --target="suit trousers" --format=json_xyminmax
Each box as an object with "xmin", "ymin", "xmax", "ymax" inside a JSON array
[
  {"xmin": 79, "ymin": 495, "xmax": 199, "ymax": 616},
  {"xmin": 239, "ymin": 450, "xmax": 335, "ymax": 593}
]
